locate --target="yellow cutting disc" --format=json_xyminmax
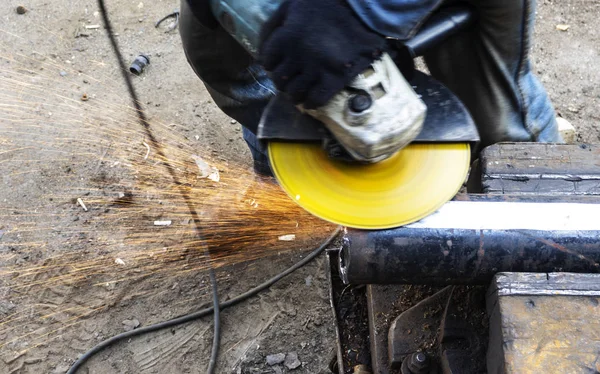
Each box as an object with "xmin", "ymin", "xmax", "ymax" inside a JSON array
[{"xmin": 268, "ymin": 142, "xmax": 471, "ymax": 230}]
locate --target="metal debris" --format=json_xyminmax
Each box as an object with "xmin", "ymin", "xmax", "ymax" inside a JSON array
[
  {"xmin": 155, "ymin": 10, "xmax": 180, "ymax": 32},
  {"xmin": 278, "ymin": 234, "xmax": 296, "ymax": 241},
  {"xmin": 142, "ymin": 141, "xmax": 150, "ymax": 160},
  {"xmin": 129, "ymin": 54, "xmax": 150, "ymax": 75},
  {"xmin": 191, "ymin": 155, "xmax": 220, "ymax": 182},
  {"xmin": 77, "ymin": 198, "xmax": 88, "ymax": 211}
]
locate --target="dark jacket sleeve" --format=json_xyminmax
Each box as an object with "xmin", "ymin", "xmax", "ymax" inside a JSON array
[
  {"xmin": 186, "ymin": 0, "xmax": 219, "ymax": 29},
  {"xmin": 346, "ymin": 0, "xmax": 443, "ymax": 40}
]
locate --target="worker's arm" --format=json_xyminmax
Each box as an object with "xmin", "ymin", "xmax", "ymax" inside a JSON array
[{"xmin": 346, "ymin": 0, "xmax": 443, "ymax": 40}]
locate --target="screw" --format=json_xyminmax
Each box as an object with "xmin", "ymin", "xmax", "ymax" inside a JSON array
[{"xmin": 407, "ymin": 352, "xmax": 430, "ymax": 373}]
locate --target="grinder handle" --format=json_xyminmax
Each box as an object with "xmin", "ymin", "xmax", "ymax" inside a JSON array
[{"xmin": 400, "ymin": 5, "xmax": 476, "ymax": 58}]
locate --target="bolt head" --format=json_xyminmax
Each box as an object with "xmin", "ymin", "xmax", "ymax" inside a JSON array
[
  {"xmin": 408, "ymin": 352, "xmax": 430, "ymax": 371},
  {"xmin": 349, "ymin": 93, "xmax": 372, "ymax": 113}
]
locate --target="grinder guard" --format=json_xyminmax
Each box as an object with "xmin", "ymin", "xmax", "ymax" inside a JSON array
[{"xmin": 258, "ymin": 70, "xmax": 480, "ymax": 151}]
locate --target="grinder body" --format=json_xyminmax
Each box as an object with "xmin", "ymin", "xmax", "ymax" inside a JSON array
[{"xmin": 210, "ymin": 0, "xmax": 427, "ymax": 162}]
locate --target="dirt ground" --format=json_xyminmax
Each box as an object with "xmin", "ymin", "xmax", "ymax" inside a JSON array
[{"xmin": 0, "ymin": 0, "xmax": 598, "ymax": 374}]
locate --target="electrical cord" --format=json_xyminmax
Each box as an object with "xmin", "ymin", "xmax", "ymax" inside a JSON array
[
  {"xmin": 88, "ymin": 1, "xmax": 222, "ymax": 372},
  {"xmin": 68, "ymin": 2, "xmax": 342, "ymax": 374},
  {"xmin": 67, "ymin": 227, "xmax": 341, "ymax": 373}
]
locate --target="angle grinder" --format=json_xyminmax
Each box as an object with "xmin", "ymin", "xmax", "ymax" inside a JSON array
[{"xmin": 211, "ymin": 1, "xmax": 480, "ymax": 229}]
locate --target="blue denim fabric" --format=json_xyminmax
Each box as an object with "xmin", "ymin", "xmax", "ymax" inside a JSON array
[
  {"xmin": 346, "ymin": 0, "xmax": 444, "ymax": 40},
  {"xmin": 181, "ymin": 0, "xmax": 561, "ymax": 173},
  {"xmin": 242, "ymin": 127, "xmax": 272, "ymax": 176}
]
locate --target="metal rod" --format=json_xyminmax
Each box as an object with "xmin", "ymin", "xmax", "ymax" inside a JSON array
[{"xmin": 339, "ymin": 198, "xmax": 600, "ymax": 285}]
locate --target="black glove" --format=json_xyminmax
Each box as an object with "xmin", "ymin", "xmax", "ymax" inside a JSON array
[{"xmin": 259, "ymin": 0, "xmax": 389, "ymax": 109}]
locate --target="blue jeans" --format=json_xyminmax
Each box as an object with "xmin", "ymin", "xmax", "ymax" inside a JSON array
[{"xmin": 179, "ymin": 0, "xmax": 561, "ymax": 175}]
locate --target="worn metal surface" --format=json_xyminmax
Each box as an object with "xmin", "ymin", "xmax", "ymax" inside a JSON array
[
  {"xmin": 438, "ymin": 287, "xmax": 487, "ymax": 374},
  {"xmin": 367, "ymin": 285, "xmax": 442, "ymax": 374},
  {"xmin": 340, "ymin": 227, "xmax": 600, "ymax": 285},
  {"xmin": 487, "ymin": 273, "xmax": 600, "ymax": 374},
  {"xmin": 388, "ymin": 287, "xmax": 452, "ymax": 369},
  {"xmin": 332, "ymin": 140, "xmax": 600, "ymax": 372},
  {"xmin": 371, "ymin": 285, "xmax": 489, "ymax": 374},
  {"xmin": 328, "ymin": 250, "xmax": 372, "ymax": 374},
  {"xmin": 339, "ymin": 192, "xmax": 600, "ymax": 285},
  {"xmin": 481, "ymin": 143, "xmax": 600, "ymax": 195}
]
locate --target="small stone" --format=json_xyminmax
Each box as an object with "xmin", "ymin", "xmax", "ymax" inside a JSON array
[
  {"xmin": 284, "ymin": 352, "xmax": 301, "ymax": 370},
  {"xmin": 305, "ymin": 275, "xmax": 313, "ymax": 286},
  {"xmin": 0, "ymin": 299, "xmax": 14, "ymax": 315},
  {"xmin": 59, "ymin": 71, "xmax": 67, "ymax": 77},
  {"xmin": 273, "ymin": 367, "xmax": 283, "ymax": 374},
  {"xmin": 122, "ymin": 319, "xmax": 140, "ymax": 331},
  {"xmin": 2, "ymin": 350, "xmax": 24, "ymax": 364},
  {"xmin": 557, "ymin": 117, "xmax": 576, "ymax": 144},
  {"xmin": 16, "ymin": 5, "xmax": 27, "ymax": 14},
  {"xmin": 266, "ymin": 353, "xmax": 285, "ymax": 366},
  {"xmin": 230, "ymin": 119, "xmax": 237, "ymax": 124}
]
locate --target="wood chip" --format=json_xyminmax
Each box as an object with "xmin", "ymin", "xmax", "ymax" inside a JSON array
[
  {"xmin": 278, "ymin": 234, "xmax": 296, "ymax": 241},
  {"xmin": 556, "ymin": 24, "xmax": 570, "ymax": 31}
]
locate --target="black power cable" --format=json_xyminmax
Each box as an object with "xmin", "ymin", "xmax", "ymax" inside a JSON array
[
  {"xmin": 66, "ymin": 2, "xmax": 342, "ymax": 373},
  {"xmin": 87, "ymin": 1, "xmax": 222, "ymax": 372},
  {"xmin": 67, "ymin": 227, "xmax": 341, "ymax": 373}
]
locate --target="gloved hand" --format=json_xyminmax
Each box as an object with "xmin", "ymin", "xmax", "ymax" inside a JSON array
[{"xmin": 259, "ymin": 0, "xmax": 389, "ymax": 109}]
